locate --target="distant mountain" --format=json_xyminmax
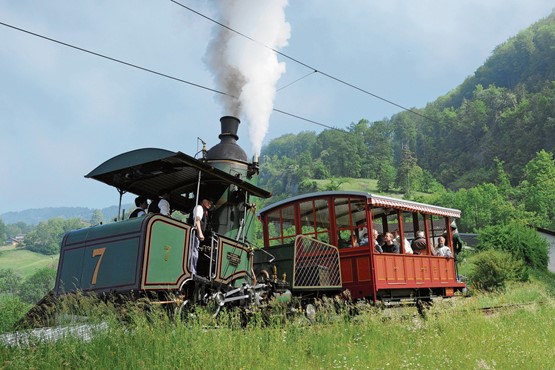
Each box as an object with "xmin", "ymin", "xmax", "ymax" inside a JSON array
[{"xmin": 0, "ymin": 205, "xmax": 132, "ymax": 225}]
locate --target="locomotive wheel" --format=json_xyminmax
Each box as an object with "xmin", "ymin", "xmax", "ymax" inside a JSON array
[{"xmin": 205, "ymin": 292, "xmax": 225, "ymax": 318}]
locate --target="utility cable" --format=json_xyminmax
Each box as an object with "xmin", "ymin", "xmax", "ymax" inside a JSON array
[
  {"xmin": 277, "ymin": 70, "xmax": 317, "ymax": 92},
  {"xmin": 169, "ymin": 0, "xmax": 442, "ymax": 125},
  {"xmin": 0, "ymin": 21, "xmax": 228, "ymax": 98},
  {"xmin": 0, "ymin": 20, "xmax": 343, "ymax": 132}
]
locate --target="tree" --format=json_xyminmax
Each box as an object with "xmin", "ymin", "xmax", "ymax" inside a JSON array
[
  {"xmin": 298, "ymin": 179, "xmax": 319, "ymax": 193},
  {"xmin": 377, "ymin": 162, "xmax": 396, "ymax": 193},
  {"xmin": 396, "ymin": 147, "xmax": 417, "ymax": 194},
  {"xmin": 365, "ymin": 120, "xmax": 395, "ymax": 178},
  {"xmin": 477, "ymin": 221, "xmax": 548, "ymax": 270},
  {"xmin": 0, "ymin": 269, "xmax": 22, "ymax": 295},
  {"xmin": 6, "ymin": 222, "xmax": 32, "ymax": 239},
  {"xmin": 517, "ymin": 150, "xmax": 555, "ymax": 229},
  {"xmin": 0, "ymin": 295, "xmax": 31, "ymax": 333},
  {"xmin": 90, "ymin": 209, "xmax": 104, "ymax": 225},
  {"xmin": 0, "ymin": 219, "xmax": 7, "ymax": 244},
  {"xmin": 19, "ymin": 267, "xmax": 57, "ymax": 304},
  {"xmin": 493, "ymin": 158, "xmax": 512, "ymax": 196},
  {"xmin": 24, "ymin": 218, "xmax": 86, "ymax": 255},
  {"xmin": 428, "ymin": 183, "xmax": 526, "ymax": 233},
  {"xmin": 315, "ymin": 130, "xmax": 363, "ymax": 178},
  {"xmin": 324, "ymin": 178, "xmax": 349, "ymax": 191}
]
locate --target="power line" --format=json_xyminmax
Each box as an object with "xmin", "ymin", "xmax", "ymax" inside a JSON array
[
  {"xmin": 0, "ymin": 21, "xmax": 227, "ymax": 97},
  {"xmin": 169, "ymin": 0, "xmax": 442, "ymax": 125},
  {"xmin": 0, "ymin": 20, "xmax": 343, "ymax": 132},
  {"xmin": 277, "ymin": 70, "xmax": 317, "ymax": 92}
]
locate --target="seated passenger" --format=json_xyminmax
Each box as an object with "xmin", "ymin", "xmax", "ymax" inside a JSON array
[
  {"xmin": 393, "ymin": 229, "xmax": 413, "ymax": 254},
  {"xmin": 359, "ymin": 233, "xmax": 369, "ymax": 246},
  {"xmin": 381, "ymin": 232, "xmax": 400, "ymax": 253},
  {"xmin": 411, "ymin": 231, "xmax": 427, "ymax": 254},
  {"xmin": 373, "ymin": 229, "xmax": 383, "ymax": 253},
  {"xmin": 148, "ymin": 192, "xmax": 171, "ymax": 216},
  {"xmin": 339, "ymin": 235, "xmax": 352, "ymax": 248},
  {"xmin": 129, "ymin": 196, "xmax": 148, "ymax": 218},
  {"xmin": 435, "ymin": 236, "xmax": 452, "ymax": 258}
]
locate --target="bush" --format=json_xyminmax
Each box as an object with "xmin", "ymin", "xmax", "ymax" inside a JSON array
[
  {"xmin": 468, "ymin": 250, "xmax": 529, "ymax": 292},
  {"xmin": 19, "ymin": 267, "xmax": 56, "ymax": 304},
  {"xmin": 0, "ymin": 269, "xmax": 22, "ymax": 295},
  {"xmin": 477, "ymin": 222, "xmax": 549, "ymax": 270},
  {"xmin": 0, "ymin": 295, "xmax": 31, "ymax": 333}
]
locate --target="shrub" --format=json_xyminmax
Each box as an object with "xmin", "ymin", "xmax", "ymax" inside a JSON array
[
  {"xmin": 468, "ymin": 250, "xmax": 529, "ymax": 292},
  {"xmin": 0, "ymin": 295, "xmax": 31, "ymax": 333},
  {"xmin": 0, "ymin": 269, "xmax": 22, "ymax": 295},
  {"xmin": 477, "ymin": 221, "xmax": 549, "ymax": 270},
  {"xmin": 19, "ymin": 267, "xmax": 56, "ymax": 304}
]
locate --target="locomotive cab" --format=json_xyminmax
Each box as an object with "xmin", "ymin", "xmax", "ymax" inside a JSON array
[{"xmin": 54, "ymin": 117, "xmax": 271, "ymax": 311}]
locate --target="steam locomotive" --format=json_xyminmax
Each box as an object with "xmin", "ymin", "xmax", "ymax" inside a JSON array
[{"xmin": 50, "ymin": 116, "xmax": 465, "ymax": 320}]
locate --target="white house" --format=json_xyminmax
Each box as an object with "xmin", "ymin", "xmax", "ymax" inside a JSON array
[{"xmin": 537, "ymin": 228, "xmax": 555, "ymax": 273}]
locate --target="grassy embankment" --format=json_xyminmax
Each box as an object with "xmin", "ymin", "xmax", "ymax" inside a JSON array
[
  {"xmin": 0, "ymin": 245, "xmax": 58, "ymax": 279},
  {"xmin": 1, "ymin": 275, "xmax": 554, "ymax": 369}
]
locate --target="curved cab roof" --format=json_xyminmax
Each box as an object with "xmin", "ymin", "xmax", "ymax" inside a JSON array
[{"xmin": 86, "ymin": 148, "xmax": 271, "ymax": 212}]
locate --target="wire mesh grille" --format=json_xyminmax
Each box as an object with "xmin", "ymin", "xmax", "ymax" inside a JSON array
[{"xmin": 293, "ymin": 235, "xmax": 341, "ymax": 289}]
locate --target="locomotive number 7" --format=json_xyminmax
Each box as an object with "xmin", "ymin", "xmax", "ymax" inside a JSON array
[{"xmin": 91, "ymin": 247, "xmax": 106, "ymax": 285}]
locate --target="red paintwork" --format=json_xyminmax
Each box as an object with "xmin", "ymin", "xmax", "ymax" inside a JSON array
[{"xmin": 340, "ymin": 248, "xmax": 465, "ymax": 300}]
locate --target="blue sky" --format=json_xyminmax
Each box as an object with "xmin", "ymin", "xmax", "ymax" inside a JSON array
[{"xmin": 1, "ymin": 1, "xmax": 553, "ymax": 213}]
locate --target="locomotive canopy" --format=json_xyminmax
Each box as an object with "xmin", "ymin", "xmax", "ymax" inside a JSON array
[{"xmin": 85, "ymin": 147, "xmax": 271, "ymax": 214}]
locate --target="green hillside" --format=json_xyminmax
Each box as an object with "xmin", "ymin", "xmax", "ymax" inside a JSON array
[
  {"xmin": 0, "ymin": 245, "xmax": 58, "ymax": 279},
  {"xmin": 258, "ymin": 11, "xmax": 555, "ymax": 232}
]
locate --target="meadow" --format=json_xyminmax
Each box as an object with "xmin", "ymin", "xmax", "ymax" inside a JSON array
[
  {"xmin": 1, "ymin": 277, "xmax": 553, "ymax": 370},
  {"xmin": 0, "ymin": 246, "xmax": 58, "ymax": 280}
]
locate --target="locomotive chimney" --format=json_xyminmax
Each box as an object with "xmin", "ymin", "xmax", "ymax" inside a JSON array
[{"xmin": 205, "ymin": 116, "xmax": 248, "ymax": 164}]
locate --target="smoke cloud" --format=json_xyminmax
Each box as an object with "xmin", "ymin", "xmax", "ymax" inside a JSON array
[{"xmin": 203, "ymin": 0, "xmax": 290, "ymax": 156}]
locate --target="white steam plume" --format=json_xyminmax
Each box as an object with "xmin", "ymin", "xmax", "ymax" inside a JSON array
[{"xmin": 203, "ymin": 0, "xmax": 290, "ymax": 156}]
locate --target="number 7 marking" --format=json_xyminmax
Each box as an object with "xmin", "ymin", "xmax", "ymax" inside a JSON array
[{"xmin": 91, "ymin": 247, "xmax": 106, "ymax": 285}]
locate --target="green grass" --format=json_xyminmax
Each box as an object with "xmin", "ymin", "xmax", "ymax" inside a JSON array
[
  {"xmin": 0, "ymin": 247, "xmax": 58, "ymax": 279},
  {"xmin": 1, "ymin": 280, "xmax": 554, "ymax": 369}
]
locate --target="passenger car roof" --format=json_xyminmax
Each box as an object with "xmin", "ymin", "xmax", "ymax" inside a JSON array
[
  {"xmin": 86, "ymin": 148, "xmax": 271, "ymax": 212},
  {"xmin": 258, "ymin": 190, "xmax": 461, "ymax": 219}
]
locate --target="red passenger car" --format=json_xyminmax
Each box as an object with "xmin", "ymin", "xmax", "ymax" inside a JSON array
[{"xmin": 255, "ymin": 191, "xmax": 465, "ymax": 304}]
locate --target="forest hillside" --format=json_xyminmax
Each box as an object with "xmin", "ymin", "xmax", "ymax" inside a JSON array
[{"xmin": 258, "ymin": 11, "xmax": 555, "ymax": 232}]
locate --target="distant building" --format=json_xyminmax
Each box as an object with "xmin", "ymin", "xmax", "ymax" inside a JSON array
[
  {"xmin": 8, "ymin": 234, "xmax": 25, "ymax": 246},
  {"xmin": 536, "ymin": 228, "xmax": 555, "ymax": 273},
  {"xmin": 459, "ymin": 233, "xmax": 478, "ymax": 249}
]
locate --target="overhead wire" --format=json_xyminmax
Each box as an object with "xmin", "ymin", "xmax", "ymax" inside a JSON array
[
  {"xmin": 277, "ymin": 70, "xmax": 317, "ymax": 92},
  {"xmin": 0, "ymin": 21, "xmax": 228, "ymax": 97},
  {"xmin": 0, "ymin": 20, "xmax": 343, "ymax": 132},
  {"xmin": 169, "ymin": 0, "xmax": 442, "ymax": 125}
]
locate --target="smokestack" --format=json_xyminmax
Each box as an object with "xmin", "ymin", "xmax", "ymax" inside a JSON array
[
  {"xmin": 205, "ymin": 116, "xmax": 248, "ymax": 164},
  {"xmin": 219, "ymin": 115, "xmax": 240, "ymax": 141}
]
